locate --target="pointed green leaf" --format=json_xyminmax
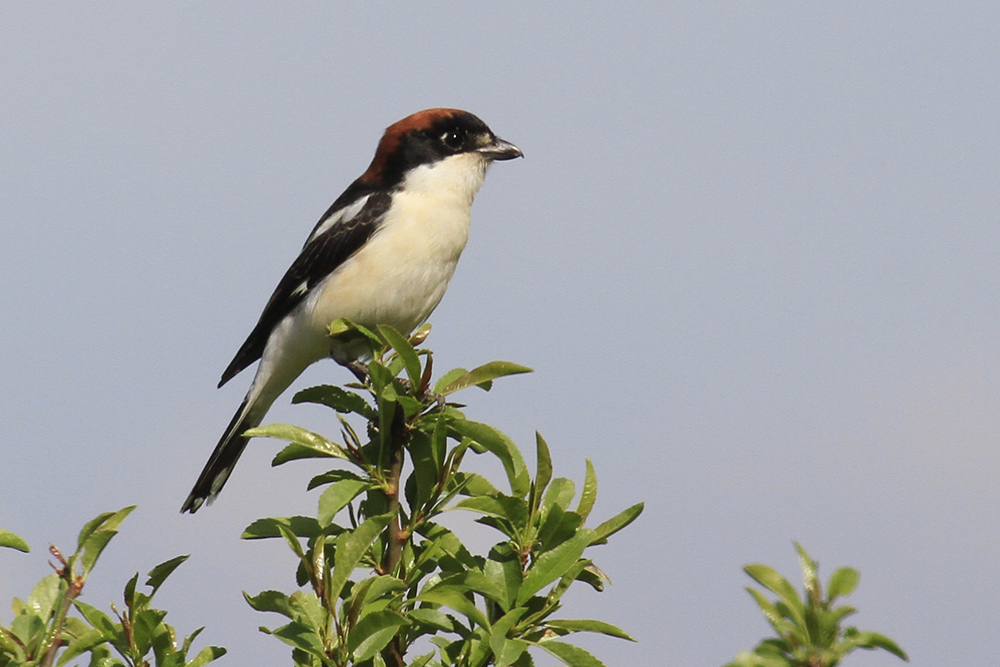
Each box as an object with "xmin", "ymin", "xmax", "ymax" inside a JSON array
[
  {"xmin": 56, "ymin": 628, "xmax": 107, "ymax": 666},
  {"xmin": 449, "ymin": 419, "xmax": 530, "ymax": 497},
  {"xmin": 293, "ymin": 385, "xmax": 375, "ymax": 419},
  {"xmin": 576, "ymin": 460, "xmax": 597, "ymax": 522},
  {"xmin": 850, "ymin": 631, "xmax": 909, "ymax": 661},
  {"xmin": 244, "ymin": 590, "xmax": 294, "ymax": 619},
  {"xmin": 406, "ymin": 608, "xmax": 454, "ymax": 632},
  {"xmin": 794, "ymin": 542, "xmax": 820, "ymax": 605},
  {"xmin": 185, "ymin": 645, "xmax": 227, "ymax": 667},
  {"xmin": 517, "ymin": 529, "xmax": 595, "ymax": 605},
  {"xmin": 544, "ymin": 619, "xmax": 636, "ymax": 641},
  {"xmin": 72, "ymin": 600, "xmax": 119, "ymax": 640},
  {"xmin": 433, "ymin": 367, "xmax": 469, "ymax": 394},
  {"xmin": 542, "ymin": 478, "xmax": 575, "ymax": 512},
  {"xmin": 267, "ymin": 621, "xmax": 325, "ymax": 655},
  {"xmin": 79, "ymin": 505, "xmax": 135, "ymax": 574},
  {"xmin": 378, "ymin": 325, "xmax": 422, "ymax": 387},
  {"xmin": 329, "ymin": 514, "xmax": 394, "ymax": 601},
  {"xmin": 746, "ymin": 588, "xmax": 783, "ymax": 630},
  {"xmin": 484, "ymin": 544, "xmax": 523, "ymax": 611},
  {"xmin": 26, "ymin": 573, "xmax": 61, "ymax": 619},
  {"xmin": 318, "ymin": 479, "xmax": 369, "ymax": 525},
  {"xmin": 242, "ymin": 423, "xmax": 351, "ymax": 463},
  {"xmin": 591, "ymin": 502, "xmax": 643, "ymax": 545},
  {"xmin": 744, "ymin": 565, "xmax": 803, "ymax": 614},
  {"xmin": 533, "ymin": 433, "xmax": 553, "ymax": 513},
  {"xmin": 242, "ymin": 516, "xmax": 323, "ymax": 540},
  {"xmin": 145, "ymin": 555, "xmax": 189, "ymax": 596},
  {"xmin": 490, "ymin": 609, "xmax": 530, "ymax": 667},
  {"xmin": 348, "ymin": 610, "xmax": 408, "ymax": 661},
  {"xmin": 534, "ymin": 640, "xmax": 606, "ymax": 667},
  {"xmin": 437, "ymin": 361, "xmax": 532, "ymax": 395},
  {"xmin": 0, "ymin": 529, "xmax": 29, "ymax": 552},
  {"xmin": 454, "ymin": 495, "xmax": 529, "ymax": 527},
  {"xmin": 416, "ymin": 589, "xmax": 490, "ymax": 630}
]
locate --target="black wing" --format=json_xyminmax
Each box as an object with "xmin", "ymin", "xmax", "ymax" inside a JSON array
[{"xmin": 218, "ymin": 190, "xmax": 392, "ymax": 387}]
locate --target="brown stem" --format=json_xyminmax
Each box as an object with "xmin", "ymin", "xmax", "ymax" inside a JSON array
[
  {"xmin": 381, "ymin": 405, "xmax": 408, "ymax": 667},
  {"xmin": 40, "ymin": 546, "xmax": 83, "ymax": 667},
  {"xmin": 383, "ymin": 406, "xmax": 407, "ymax": 575}
]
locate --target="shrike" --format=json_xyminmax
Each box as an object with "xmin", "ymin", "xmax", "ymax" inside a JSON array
[{"xmin": 182, "ymin": 109, "xmax": 521, "ymax": 513}]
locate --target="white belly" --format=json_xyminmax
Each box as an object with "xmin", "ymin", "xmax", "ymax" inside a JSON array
[{"xmin": 309, "ymin": 189, "xmax": 472, "ymax": 335}]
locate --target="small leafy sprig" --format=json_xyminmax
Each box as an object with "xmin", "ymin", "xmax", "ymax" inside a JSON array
[
  {"xmin": 725, "ymin": 543, "xmax": 907, "ymax": 667},
  {"xmin": 241, "ymin": 321, "xmax": 644, "ymax": 667},
  {"xmin": 0, "ymin": 509, "xmax": 223, "ymax": 667}
]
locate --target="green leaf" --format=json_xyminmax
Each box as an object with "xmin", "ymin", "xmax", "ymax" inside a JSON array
[
  {"xmin": 484, "ymin": 544, "xmax": 523, "ymax": 611},
  {"xmin": 746, "ymin": 588, "xmax": 783, "ymax": 631},
  {"xmin": 517, "ymin": 529, "xmax": 595, "ymax": 605},
  {"xmin": 56, "ymin": 628, "xmax": 107, "ymax": 666},
  {"xmin": 185, "ymin": 645, "xmax": 227, "ymax": 667},
  {"xmin": 794, "ymin": 542, "xmax": 820, "ymax": 605},
  {"xmin": 433, "ymin": 571, "xmax": 507, "ymax": 605},
  {"xmin": 242, "ymin": 516, "xmax": 323, "ymax": 540},
  {"xmin": 73, "ymin": 599, "xmax": 119, "ymax": 640},
  {"xmin": 242, "ymin": 424, "xmax": 352, "ymax": 464},
  {"xmin": 293, "ymin": 385, "xmax": 375, "ymax": 419},
  {"xmin": 318, "ymin": 479, "xmax": 369, "ymax": 525},
  {"xmin": 591, "ymin": 502, "xmax": 643, "ymax": 545},
  {"xmin": 378, "ymin": 325, "xmax": 422, "ymax": 387},
  {"xmin": 406, "ymin": 608, "xmax": 455, "ymax": 632},
  {"xmin": 244, "ymin": 590, "xmax": 294, "ymax": 619},
  {"xmin": 347, "ymin": 610, "xmax": 408, "ymax": 661},
  {"xmin": 490, "ymin": 608, "xmax": 530, "ymax": 667},
  {"xmin": 744, "ymin": 565, "xmax": 803, "ymax": 615},
  {"xmin": 416, "ymin": 589, "xmax": 490, "ymax": 630},
  {"xmin": 329, "ymin": 514, "xmax": 394, "ymax": 601},
  {"xmin": 542, "ymin": 478, "xmax": 575, "ymax": 512},
  {"xmin": 26, "ymin": 573, "xmax": 61, "ymax": 620},
  {"xmin": 576, "ymin": 460, "xmax": 597, "ymax": 522},
  {"xmin": 451, "ymin": 472, "xmax": 501, "ymax": 498},
  {"xmin": 266, "ymin": 621, "xmax": 325, "ymax": 655},
  {"xmin": 827, "ymin": 567, "xmax": 860, "ymax": 601},
  {"xmin": 79, "ymin": 505, "xmax": 136, "ymax": 574},
  {"xmin": 536, "ymin": 504, "xmax": 583, "ymax": 552},
  {"xmin": 433, "ymin": 367, "xmax": 469, "ymax": 394},
  {"xmin": 308, "ymin": 468, "xmax": 366, "ymax": 491},
  {"xmin": 288, "ymin": 591, "xmax": 324, "ymax": 630},
  {"xmin": 454, "ymin": 495, "xmax": 529, "ymax": 528},
  {"xmin": 544, "ymin": 619, "xmax": 636, "ymax": 641},
  {"xmin": 0, "ymin": 529, "xmax": 29, "ymax": 552},
  {"xmin": 437, "ymin": 361, "xmax": 532, "ymax": 395},
  {"xmin": 850, "ymin": 631, "xmax": 909, "ymax": 661},
  {"xmin": 449, "ymin": 419, "xmax": 530, "ymax": 498},
  {"xmin": 534, "ymin": 640, "xmax": 606, "ymax": 667},
  {"xmin": 532, "ymin": 433, "xmax": 553, "ymax": 514},
  {"xmin": 145, "ymin": 555, "xmax": 189, "ymax": 596}
]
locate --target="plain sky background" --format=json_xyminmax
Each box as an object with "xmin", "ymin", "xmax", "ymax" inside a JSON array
[{"xmin": 2, "ymin": 3, "xmax": 998, "ymax": 665}]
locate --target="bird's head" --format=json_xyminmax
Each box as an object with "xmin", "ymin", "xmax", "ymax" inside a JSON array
[{"xmin": 359, "ymin": 108, "xmax": 522, "ymax": 189}]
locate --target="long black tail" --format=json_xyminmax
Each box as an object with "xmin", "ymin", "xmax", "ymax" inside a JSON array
[{"xmin": 181, "ymin": 397, "xmax": 256, "ymax": 513}]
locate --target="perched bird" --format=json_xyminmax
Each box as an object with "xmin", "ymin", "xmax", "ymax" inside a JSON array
[{"xmin": 182, "ymin": 108, "xmax": 522, "ymax": 513}]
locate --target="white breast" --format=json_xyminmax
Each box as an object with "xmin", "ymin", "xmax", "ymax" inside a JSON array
[{"xmin": 308, "ymin": 152, "xmax": 489, "ymax": 337}]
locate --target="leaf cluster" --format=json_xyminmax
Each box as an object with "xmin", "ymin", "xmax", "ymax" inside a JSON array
[
  {"xmin": 241, "ymin": 321, "xmax": 643, "ymax": 667},
  {"xmin": 724, "ymin": 543, "xmax": 907, "ymax": 667},
  {"xmin": 0, "ymin": 509, "xmax": 224, "ymax": 667}
]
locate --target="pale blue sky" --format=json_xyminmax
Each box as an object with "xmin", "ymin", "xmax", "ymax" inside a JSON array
[{"xmin": 2, "ymin": 4, "xmax": 998, "ymax": 665}]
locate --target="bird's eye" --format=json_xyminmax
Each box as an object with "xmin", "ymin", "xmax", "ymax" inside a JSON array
[{"xmin": 441, "ymin": 129, "xmax": 464, "ymax": 150}]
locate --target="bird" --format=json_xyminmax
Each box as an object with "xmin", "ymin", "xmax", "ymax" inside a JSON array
[{"xmin": 181, "ymin": 108, "xmax": 522, "ymax": 513}]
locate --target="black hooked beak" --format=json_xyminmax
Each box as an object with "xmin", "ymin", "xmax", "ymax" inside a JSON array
[{"xmin": 477, "ymin": 136, "xmax": 523, "ymax": 161}]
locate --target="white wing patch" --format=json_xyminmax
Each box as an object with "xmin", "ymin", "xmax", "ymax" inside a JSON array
[{"xmin": 306, "ymin": 194, "xmax": 371, "ymax": 245}]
